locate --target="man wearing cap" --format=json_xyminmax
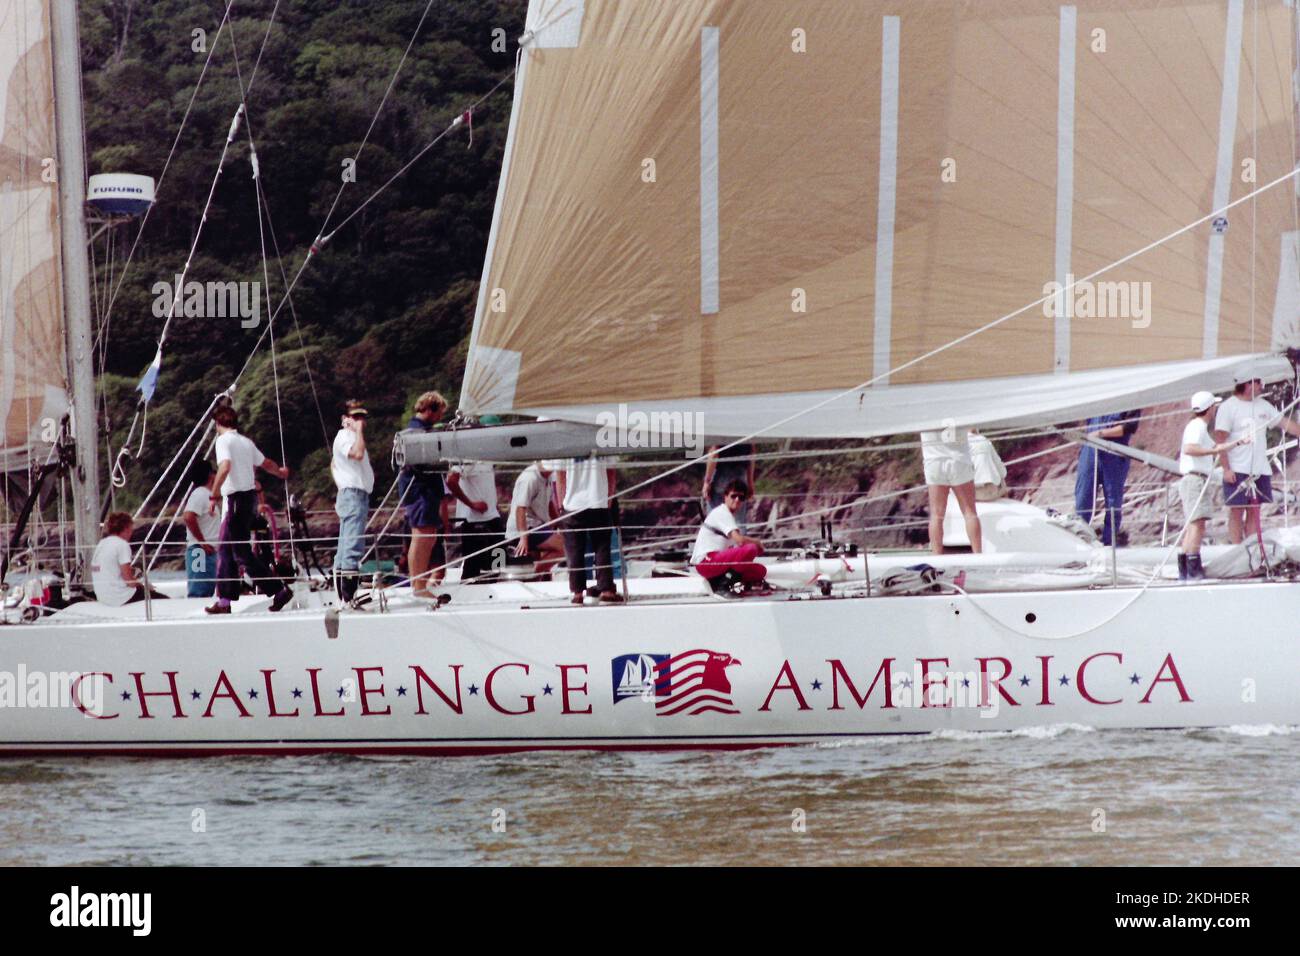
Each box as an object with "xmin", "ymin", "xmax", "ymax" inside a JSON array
[
  {"xmin": 331, "ymin": 399, "xmax": 374, "ymax": 603},
  {"xmin": 1214, "ymin": 375, "xmax": 1300, "ymax": 543},
  {"xmin": 1178, "ymin": 391, "xmax": 1250, "ymax": 580}
]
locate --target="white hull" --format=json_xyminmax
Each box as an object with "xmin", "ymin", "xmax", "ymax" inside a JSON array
[{"xmin": 1, "ymin": 578, "xmax": 1295, "ymax": 755}]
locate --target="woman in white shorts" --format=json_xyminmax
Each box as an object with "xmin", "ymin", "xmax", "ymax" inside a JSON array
[
  {"xmin": 920, "ymin": 428, "xmax": 983, "ymax": 555},
  {"xmin": 1178, "ymin": 391, "xmax": 1251, "ymax": 580}
]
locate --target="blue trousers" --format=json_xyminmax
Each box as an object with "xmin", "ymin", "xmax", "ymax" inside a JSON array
[
  {"xmin": 1075, "ymin": 446, "xmax": 1131, "ymax": 546},
  {"xmin": 186, "ymin": 543, "xmax": 217, "ymax": 598},
  {"xmin": 334, "ymin": 487, "xmax": 370, "ymax": 572}
]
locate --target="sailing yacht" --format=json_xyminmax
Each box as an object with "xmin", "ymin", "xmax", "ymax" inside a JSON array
[{"xmin": 4, "ymin": 0, "xmax": 1300, "ymax": 754}]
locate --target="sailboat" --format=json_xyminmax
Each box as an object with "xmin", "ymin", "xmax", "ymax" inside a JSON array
[{"xmin": 4, "ymin": 0, "xmax": 1300, "ymax": 755}]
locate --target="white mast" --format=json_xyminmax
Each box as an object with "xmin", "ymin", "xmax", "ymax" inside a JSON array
[{"xmin": 49, "ymin": 0, "xmax": 101, "ymax": 574}]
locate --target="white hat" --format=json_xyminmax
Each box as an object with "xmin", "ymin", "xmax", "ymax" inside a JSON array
[
  {"xmin": 1232, "ymin": 369, "xmax": 1265, "ymax": 385},
  {"xmin": 1190, "ymin": 390, "xmax": 1221, "ymax": 413}
]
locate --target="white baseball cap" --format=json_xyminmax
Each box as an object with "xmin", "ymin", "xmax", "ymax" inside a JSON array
[{"xmin": 1190, "ymin": 390, "xmax": 1221, "ymax": 413}]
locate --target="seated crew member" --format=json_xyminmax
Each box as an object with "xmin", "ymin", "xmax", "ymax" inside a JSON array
[
  {"xmin": 90, "ymin": 512, "xmax": 168, "ymax": 606},
  {"xmin": 506, "ymin": 460, "xmax": 564, "ymax": 571},
  {"xmin": 691, "ymin": 480, "xmax": 767, "ymax": 590}
]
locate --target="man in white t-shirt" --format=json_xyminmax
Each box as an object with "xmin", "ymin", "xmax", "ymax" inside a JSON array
[
  {"xmin": 1213, "ymin": 375, "xmax": 1300, "ymax": 543},
  {"xmin": 91, "ymin": 512, "xmax": 166, "ymax": 606},
  {"xmin": 506, "ymin": 461, "xmax": 563, "ymax": 570},
  {"xmin": 182, "ymin": 461, "xmax": 222, "ymax": 598},
  {"xmin": 919, "ymin": 426, "xmax": 982, "ymax": 555},
  {"xmin": 331, "ymin": 400, "xmax": 375, "ymax": 602},
  {"xmin": 557, "ymin": 455, "xmax": 621, "ymax": 604},
  {"xmin": 691, "ymin": 480, "xmax": 767, "ymax": 592},
  {"xmin": 1178, "ymin": 391, "xmax": 1251, "ymax": 580},
  {"xmin": 447, "ymin": 459, "xmax": 505, "ymax": 581},
  {"xmin": 206, "ymin": 404, "xmax": 293, "ymax": 614}
]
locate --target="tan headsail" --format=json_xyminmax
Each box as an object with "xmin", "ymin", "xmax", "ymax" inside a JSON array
[
  {"xmin": 461, "ymin": 0, "xmax": 1300, "ymax": 438},
  {"xmin": 0, "ymin": 0, "xmax": 67, "ymax": 472}
]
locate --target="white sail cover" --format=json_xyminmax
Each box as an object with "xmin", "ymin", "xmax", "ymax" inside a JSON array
[
  {"xmin": 0, "ymin": 0, "xmax": 67, "ymax": 473},
  {"xmin": 461, "ymin": 0, "xmax": 1300, "ymax": 438}
]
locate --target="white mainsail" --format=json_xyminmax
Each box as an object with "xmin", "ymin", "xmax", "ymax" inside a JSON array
[
  {"xmin": 461, "ymin": 0, "xmax": 1300, "ymax": 438},
  {"xmin": 0, "ymin": 0, "xmax": 67, "ymax": 474}
]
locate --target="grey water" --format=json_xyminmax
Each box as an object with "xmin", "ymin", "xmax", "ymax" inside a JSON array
[{"xmin": 1, "ymin": 724, "xmax": 1295, "ymax": 865}]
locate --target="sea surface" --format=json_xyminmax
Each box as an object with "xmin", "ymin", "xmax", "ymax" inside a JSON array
[{"xmin": 1, "ymin": 724, "xmax": 1296, "ymax": 865}]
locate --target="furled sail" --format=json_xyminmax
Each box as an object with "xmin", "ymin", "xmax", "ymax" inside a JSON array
[
  {"xmin": 460, "ymin": 0, "xmax": 1300, "ymax": 439},
  {"xmin": 0, "ymin": 0, "xmax": 67, "ymax": 473}
]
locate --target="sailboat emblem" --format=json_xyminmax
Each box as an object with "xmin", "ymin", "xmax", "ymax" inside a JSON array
[{"xmin": 611, "ymin": 653, "xmax": 669, "ymax": 704}]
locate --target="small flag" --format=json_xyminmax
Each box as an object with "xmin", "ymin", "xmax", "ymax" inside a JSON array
[{"xmin": 137, "ymin": 348, "xmax": 162, "ymax": 402}]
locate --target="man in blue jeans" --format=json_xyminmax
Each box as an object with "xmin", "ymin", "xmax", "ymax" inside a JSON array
[
  {"xmin": 181, "ymin": 461, "xmax": 221, "ymax": 597},
  {"xmin": 331, "ymin": 400, "xmax": 374, "ymax": 603},
  {"xmin": 1074, "ymin": 410, "xmax": 1140, "ymax": 546}
]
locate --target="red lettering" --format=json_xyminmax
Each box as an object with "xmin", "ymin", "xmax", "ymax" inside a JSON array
[
  {"xmin": 558, "ymin": 664, "xmax": 592, "ymax": 715},
  {"xmin": 759, "ymin": 660, "xmax": 812, "ymax": 712},
  {"xmin": 71, "ymin": 672, "xmax": 116, "ymax": 720},
  {"xmin": 976, "ymin": 657, "xmax": 1018, "ymax": 708},
  {"xmin": 917, "ymin": 658, "xmax": 951, "ymax": 708},
  {"xmin": 1139, "ymin": 654, "xmax": 1192, "ymax": 703},
  {"xmin": 410, "ymin": 665, "xmax": 463, "ymax": 715},
  {"xmin": 485, "ymin": 663, "xmax": 535, "ymax": 715},
  {"xmin": 129, "ymin": 671, "xmax": 186, "ymax": 719},
  {"xmin": 1077, "ymin": 653, "xmax": 1123, "ymax": 705},
  {"xmin": 201, "ymin": 670, "xmax": 251, "ymax": 718},
  {"xmin": 260, "ymin": 669, "xmax": 300, "ymax": 717},
  {"xmin": 1037, "ymin": 655, "xmax": 1054, "ymax": 706},
  {"xmin": 307, "ymin": 668, "xmax": 345, "ymax": 717},
  {"xmin": 826, "ymin": 658, "xmax": 895, "ymax": 710},
  {"xmin": 354, "ymin": 667, "xmax": 391, "ymax": 716}
]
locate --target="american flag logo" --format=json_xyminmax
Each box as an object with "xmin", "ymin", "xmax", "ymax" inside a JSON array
[{"xmin": 653, "ymin": 650, "xmax": 742, "ymax": 717}]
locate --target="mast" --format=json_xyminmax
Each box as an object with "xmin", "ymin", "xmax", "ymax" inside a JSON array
[{"xmin": 49, "ymin": 0, "xmax": 101, "ymax": 576}]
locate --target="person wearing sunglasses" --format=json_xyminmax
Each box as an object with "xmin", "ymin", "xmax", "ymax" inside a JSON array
[{"xmin": 691, "ymin": 480, "xmax": 768, "ymax": 592}]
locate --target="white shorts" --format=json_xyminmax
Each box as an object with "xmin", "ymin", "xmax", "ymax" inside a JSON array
[{"xmin": 924, "ymin": 457, "xmax": 975, "ymax": 488}]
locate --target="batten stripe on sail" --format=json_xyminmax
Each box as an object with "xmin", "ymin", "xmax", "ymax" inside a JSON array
[
  {"xmin": 872, "ymin": 15, "xmax": 901, "ymax": 384},
  {"xmin": 700, "ymin": 26, "xmax": 720, "ymax": 316},
  {"xmin": 1203, "ymin": 0, "xmax": 1245, "ymax": 360},
  {"xmin": 1053, "ymin": 5, "xmax": 1077, "ymax": 375},
  {"xmin": 461, "ymin": 27, "xmax": 535, "ymax": 412}
]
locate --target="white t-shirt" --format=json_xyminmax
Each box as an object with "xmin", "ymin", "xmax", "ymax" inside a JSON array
[
  {"xmin": 451, "ymin": 461, "xmax": 499, "ymax": 523},
  {"xmin": 506, "ymin": 464, "xmax": 552, "ymax": 539},
  {"xmin": 692, "ymin": 504, "xmax": 739, "ymax": 564},
  {"xmin": 1180, "ymin": 418, "xmax": 1215, "ymax": 476},
  {"xmin": 1215, "ymin": 396, "xmax": 1279, "ymax": 475},
  {"xmin": 919, "ymin": 428, "xmax": 972, "ymax": 466},
  {"xmin": 183, "ymin": 486, "xmax": 223, "ymax": 545},
  {"xmin": 331, "ymin": 428, "xmax": 374, "ymax": 493},
  {"xmin": 91, "ymin": 535, "xmax": 135, "ymax": 607},
  {"xmin": 562, "ymin": 456, "xmax": 614, "ymax": 512},
  {"xmin": 215, "ymin": 430, "xmax": 265, "ymax": 495}
]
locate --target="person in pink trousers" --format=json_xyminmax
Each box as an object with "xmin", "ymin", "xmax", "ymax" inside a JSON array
[{"xmin": 691, "ymin": 480, "xmax": 767, "ymax": 590}]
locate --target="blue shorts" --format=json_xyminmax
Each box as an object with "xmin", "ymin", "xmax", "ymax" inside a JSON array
[
  {"xmin": 399, "ymin": 472, "xmax": 443, "ymax": 529},
  {"xmin": 1224, "ymin": 474, "xmax": 1273, "ymax": 505}
]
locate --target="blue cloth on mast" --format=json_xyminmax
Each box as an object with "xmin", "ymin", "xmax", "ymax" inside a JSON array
[
  {"xmin": 137, "ymin": 348, "xmax": 162, "ymax": 402},
  {"xmin": 1074, "ymin": 412, "xmax": 1138, "ymax": 546}
]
